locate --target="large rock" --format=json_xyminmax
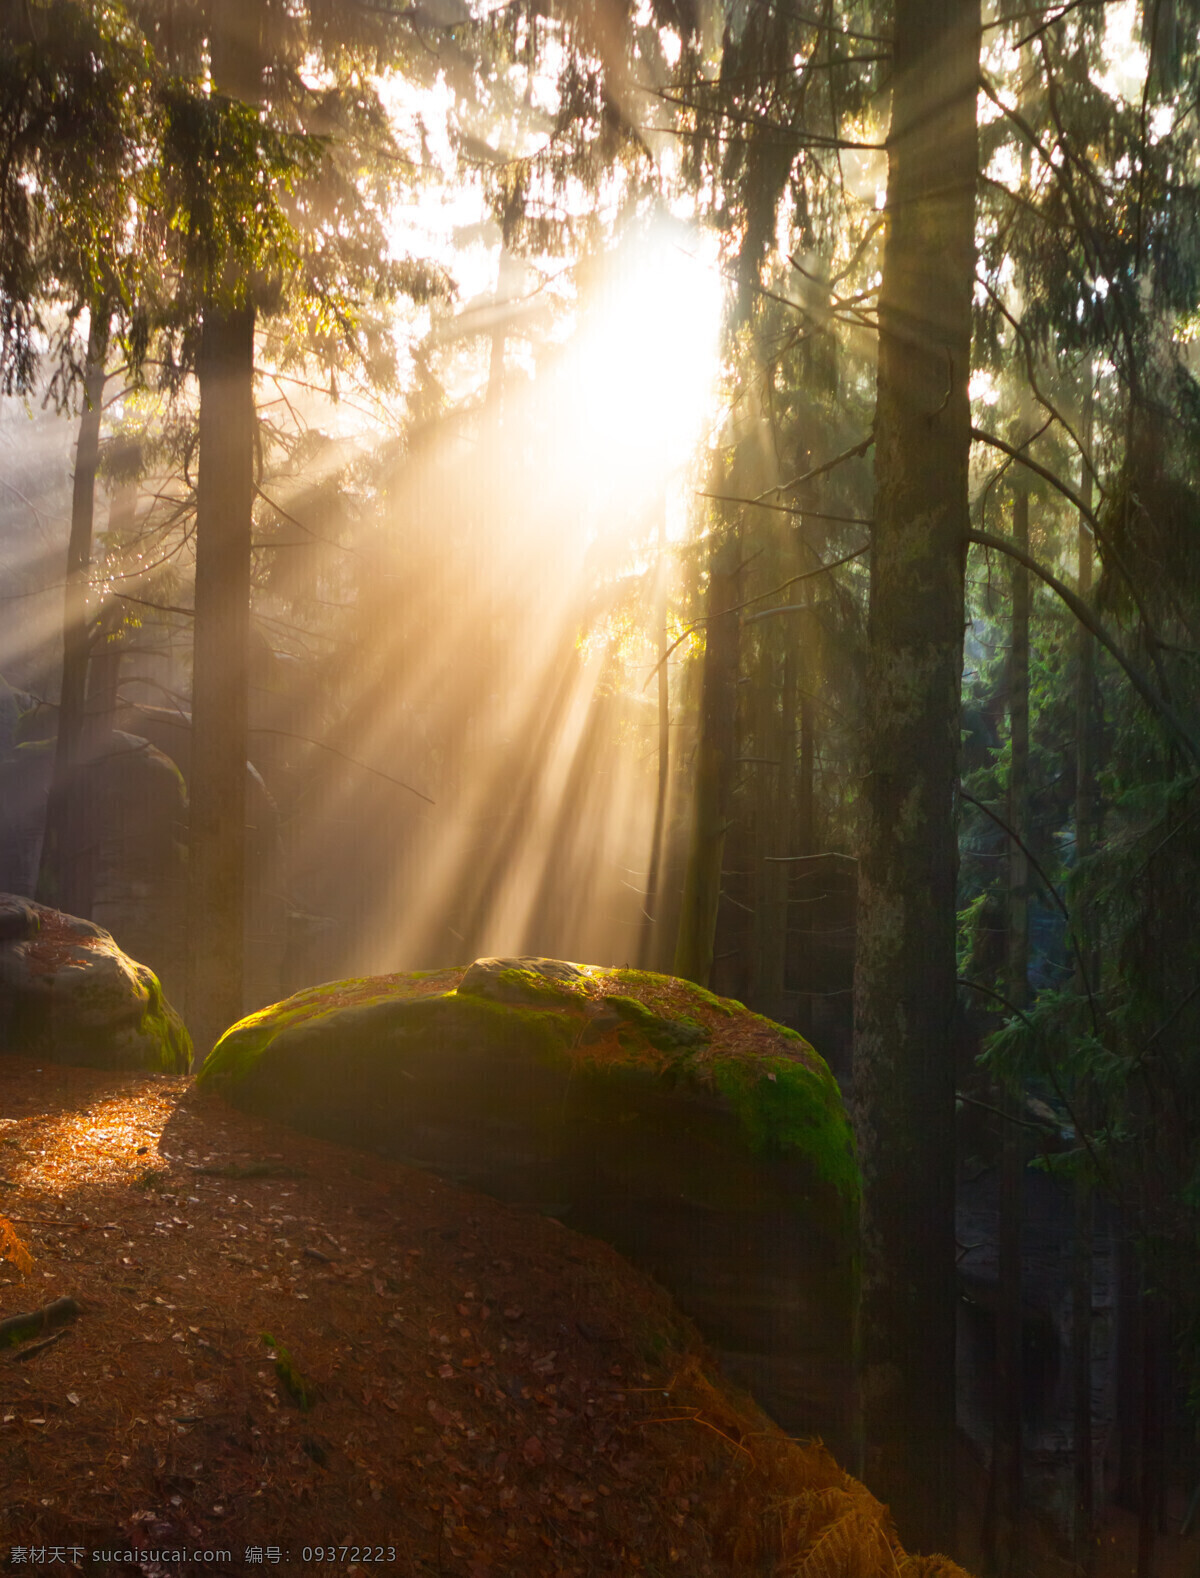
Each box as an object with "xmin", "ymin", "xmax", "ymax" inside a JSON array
[
  {"xmin": 198, "ymin": 956, "xmax": 859, "ymax": 1453},
  {"xmin": 0, "ymin": 895, "xmax": 191, "ymax": 1073},
  {"xmin": 0, "ymin": 695, "xmax": 286, "ymax": 1009}
]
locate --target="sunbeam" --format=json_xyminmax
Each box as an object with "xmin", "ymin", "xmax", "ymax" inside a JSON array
[{"xmin": 305, "ymin": 219, "xmax": 725, "ymax": 978}]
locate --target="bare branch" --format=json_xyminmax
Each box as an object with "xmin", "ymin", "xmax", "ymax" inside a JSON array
[{"xmin": 247, "ymin": 727, "xmax": 435, "ymax": 805}]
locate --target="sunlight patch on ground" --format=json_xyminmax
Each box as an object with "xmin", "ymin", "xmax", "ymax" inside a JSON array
[{"xmin": 2, "ymin": 1087, "xmax": 180, "ymax": 1194}]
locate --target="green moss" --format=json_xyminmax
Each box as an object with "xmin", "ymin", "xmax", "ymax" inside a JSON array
[
  {"xmin": 197, "ymin": 978, "xmax": 406, "ymax": 1091},
  {"xmin": 263, "ymin": 1333, "xmax": 317, "ymax": 1410},
  {"xmin": 495, "ymin": 1000, "xmax": 581, "ymax": 1043},
  {"xmin": 198, "ymin": 987, "xmax": 579, "ymax": 1103},
  {"xmin": 13, "ymin": 726, "xmax": 53, "ymax": 750},
  {"xmin": 711, "ymin": 1054, "xmax": 860, "ymax": 1217},
  {"xmin": 137, "ymin": 969, "xmax": 192, "ymax": 1073},
  {"xmin": 456, "ymin": 964, "xmax": 583, "ymax": 1007},
  {"xmin": 203, "ymin": 970, "xmax": 856, "ymax": 1212},
  {"xmin": 745, "ymin": 1010, "xmax": 804, "ymax": 1041},
  {"xmin": 196, "ymin": 1014, "xmax": 286, "ymax": 1092},
  {"xmin": 495, "ymin": 966, "xmax": 581, "ymax": 1004},
  {"xmin": 603, "ymin": 995, "xmax": 709, "ymax": 1051}
]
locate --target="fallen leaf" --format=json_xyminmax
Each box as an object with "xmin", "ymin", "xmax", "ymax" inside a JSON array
[{"xmin": 521, "ymin": 1435, "xmax": 545, "ymax": 1466}]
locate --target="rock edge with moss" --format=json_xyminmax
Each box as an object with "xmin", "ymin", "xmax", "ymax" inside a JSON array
[{"xmin": 0, "ymin": 893, "xmax": 191, "ymax": 1073}]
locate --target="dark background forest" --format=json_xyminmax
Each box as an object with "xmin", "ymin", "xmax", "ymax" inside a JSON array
[{"xmin": 3, "ymin": 0, "xmax": 1200, "ymax": 1569}]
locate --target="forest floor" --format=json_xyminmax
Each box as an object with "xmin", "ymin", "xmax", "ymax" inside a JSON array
[
  {"xmin": 0, "ymin": 1054, "xmax": 969, "ymax": 1578},
  {"xmin": 0, "ymin": 1055, "xmax": 1191, "ymax": 1578}
]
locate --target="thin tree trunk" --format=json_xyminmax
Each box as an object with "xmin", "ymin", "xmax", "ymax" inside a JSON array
[
  {"xmin": 38, "ymin": 315, "xmax": 107, "ymax": 917},
  {"xmin": 484, "ymin": 246, "xmax": 520, "ymax": 416},
  {"xmin": 1115, "ymin": 1222, "xmax": 1141, "ymax": 1508},
  {"xmin": 751, "ymin": 621, "xmax": 796, "ymax": 1022},
  {"xmin": 85, "ymin": 480, "xmax": 137, "ymax": 742},
  {"xmin": 990, "ymin": 468, "xmax": 1031, "ymax": 1577},
  {"xmin": 455, "ymin": 652, "xmax": 580, "ymax": 958},
  {"xmin": 1073, "ymin": 378, "xmax": 1097, "ymax": 1573},
  {"xmin": 187, "ymin": 302, "xmax": 255, "ymax": 1058},
  {"xmin": 519, "ymin": 697, "xmax": 609, "ymax": 955},
  {"xmin": 792, "ymin": 675, "xmax": 816, "ymax": 1040},
  {"xmin": 850, "ymin": 0, "xmax": 980, "ymax": 1550},
  {"xmin": 1137, "ymin": 1292, "xmax": 1167, "ymax": 1578},
  {"xmin": 750, "ymin": 641, "xmax": 783, "ymax": 1018},
  {"xmin": 674, "ymin": 519, "xmax": 742, "ymax": 986},
  {"xmin": 639, "ymin": 519, "xmax": 672, "ymax": 971}
]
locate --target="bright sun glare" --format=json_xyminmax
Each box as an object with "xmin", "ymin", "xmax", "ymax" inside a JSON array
[
  {"xmin": 360, "ymin": 222, "xmax": 726, "ymax": 970},
  {"xmin": 570, "ymin": 224, "xmax": 724, "ymax": 485}
]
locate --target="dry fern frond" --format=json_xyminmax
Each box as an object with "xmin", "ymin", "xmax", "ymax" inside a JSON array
[
  {"xmin": 897, "ymin": 1555, "xmax": 976, "ymax": 1576},
  {"xmin": 0, "ymin": 1213, "xmax": 34, "ymax": 1275},
  {"xmin": 782, "ymin": 1485, "xmax": 901, "ymax": 1578}
]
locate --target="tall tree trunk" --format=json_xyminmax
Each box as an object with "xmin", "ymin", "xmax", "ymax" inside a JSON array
[
  {"xmin": 793, "ymin": 663, "xmax": 816, "ymax": 1039},
  {"xmin": 86, "ymin": 480, "xmax": 137, "ymax": 740},
  {"xmin": 751, "ymin": 615, "xmax": 796, "ymax": 1022},
  {"xmin": 187, "ymin": 302, "xmax": 255, "ymax": 1057},
  {"xmin": 639, "ymin": 518, "xmax": 672, "ymax": 970},
  {"xmin": 484, "ymin": 246, "xmax": 520, "ymax": 417},
  {"xmin": 674, "ymin": 519, "xmax": 742, "ymax": 986},
  {"xmin": 1115, "ymin": 1223, "xmax": 1141, "ymax": 1508},
  {"xmin": 991, "ymin": 468, "xmax": 1030, "ymax": 1576},
  {"xmin": 184, "ymin": 0, "xmax": 266, "ymax": 1056},
  {"xmin": 1072, "ymin": 377, "xmax": 1097, "ymax": 1574},
  {"xmin": 850, "ymin": 0, "xmax": 980, "ymax": 1550},
  {"xmin": 1137, "ymin": 1291, "xmax": 1167, "ymax": 1578},
  {"xmin": 38, "ymin": 315, "xmax": 107, "ymax": 917}
]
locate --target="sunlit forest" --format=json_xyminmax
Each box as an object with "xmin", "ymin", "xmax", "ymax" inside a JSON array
[{"xmin": 3, "ymin": 0, "xmax": 1200, "ymax": 1570}]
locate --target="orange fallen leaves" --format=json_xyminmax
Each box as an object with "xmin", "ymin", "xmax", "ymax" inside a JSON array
[{"xmin": 0, "ymin": 1212, "xmax": 34, "ymax": 1275}]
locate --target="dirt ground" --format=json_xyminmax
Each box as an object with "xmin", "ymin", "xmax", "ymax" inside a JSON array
[
  {"xmin": 0, "ymin": 1054, "xmax": 976, "ymax": 1578},
  {"xmin": 5, "ymin": 1052, "xmax": 1188, "ymax": 1578}
]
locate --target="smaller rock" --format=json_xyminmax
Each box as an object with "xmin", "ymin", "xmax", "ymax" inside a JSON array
[
  {"xmin": 0, "ymin": 894, "xmax": 191, "ymax": 1072},
  {"xmin": 458, "ymin": 956, "xmax": 588, "ymax": 1006}
]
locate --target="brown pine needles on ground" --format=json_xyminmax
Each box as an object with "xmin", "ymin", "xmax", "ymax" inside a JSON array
[{"xmin": 0, "ymin": 1055, "xmax": 975, "ymax": 1577}]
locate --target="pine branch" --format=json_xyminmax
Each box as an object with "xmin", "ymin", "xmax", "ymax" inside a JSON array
[{"xmin": 965, "ymin": 527, "xmax": 1199, "ymax": 764}]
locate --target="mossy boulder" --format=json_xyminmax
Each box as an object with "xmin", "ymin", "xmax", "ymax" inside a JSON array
[
  {"xmin": 198, "ymin": 957, "xmax": 859, "ymax": 1453},
  {"xmin": 0, "ymin": 894, "xmax": 191, "ymax": 1073}
]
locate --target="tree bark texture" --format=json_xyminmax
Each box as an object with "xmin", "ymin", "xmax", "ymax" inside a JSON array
[
  {"xmin": 850, "ymin": 0, "xmax": 980, "ymax": 1551},
  {"xmin": 187, "ymin": 302, "xmax": 255, "ymax": 1057},
  {"xmin": 674, "ymin": 521, "xmax": 742, "ymax": 987},
  {"xmin": 38, "ymin": 318, "xmax": 107, "ymax": 918}
]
